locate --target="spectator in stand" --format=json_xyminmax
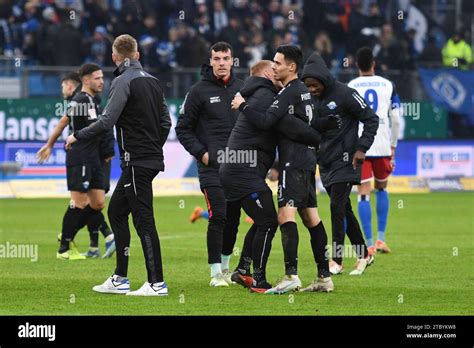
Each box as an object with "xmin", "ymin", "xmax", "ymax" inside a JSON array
[
  {"xmin": 50, "ymin": 11, "xmax": 86, "ymax": 66},
  {"xmin": 54, "ymin": 0, "xmax": 84, "ymax": 29},
  {"xmin": 305, "ymin": 31, "xmax": 334, "ymax": 68},
  {"xmin": 138, "ymin": 34, "xmax": 158, "ymax": 69},
  {"xmin": 36, "ymin": 6, "xmax": 59, "ymax": 65},
  {"xmin": 213, "ymin": 0, "xmax": 228, "ymax": 36},
  {"xmin": 83, "ymin": 0, "xmax": 108, "ymax": 34},
  {"xmin": 0, "ymin": 3, "xmax": 21, "ymax": 58},
  {"xmin": 87, "ymin": 25, "xmax": 112, "ymax": 67},
  {"xmin": 374, "ymin": 23, "xmax": 407, "ymax": 71},
  {"xmin": 219, "ymin": 14, "xmax": 249, "ymax": 67},
  {"xmin": 155, "ymin": 28, "xmax": 177, "ymax": 70},
  {"xmin": 418, "ymin": 34, "xmax": 442, "ymax": 68},
  {"xmin": 442, "ymin": 30, "xmax": 473, "ymax": 70},
  {"xmin": 195, "ymin": 13, "xmax": 214, "ymax": 43},
  {"xmin": 245, "ymin": 28, "xmax": 267, "ymax": 67},
  {"xmin": 20, "ymin": 1, "xmax": 41, "ymax": 61},
  {"xmin": 348, "ymin": 0, "xmax": 368, "ymax": 55},
  {"xmin": 174, "ymin": 23, "xmax": 209, "ymax": 68},
  {"xmin": 142, "ymin": 14, "xmax": 161, "ymax": 40}
]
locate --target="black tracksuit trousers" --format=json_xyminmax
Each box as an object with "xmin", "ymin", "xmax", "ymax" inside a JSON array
[
  {"xmin": 108, "ymin": 165, "xmax": 164, "ymax": 283},
  {"xmin": 326, "ymin": 182, "xmax": 368, "ymax": 265}
]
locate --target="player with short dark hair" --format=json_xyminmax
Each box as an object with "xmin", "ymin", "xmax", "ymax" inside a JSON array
[
  {"xmin": 302, "ymin": 52, "xmax": 379, "ymax": 276},
  {"xmin": 349, "ymin": 47, "xmax": 401, "ymax": 255},
  {"xmin": 38, "ymin": 64, "xmax": 113, "ymax": 260},
  {"xmin": 39, "ymin": 69, "xmax": 116, "ymax": 259},
  {"xmin": 176, "ymin": 41, "xmax": 244, "ymax": 287}
]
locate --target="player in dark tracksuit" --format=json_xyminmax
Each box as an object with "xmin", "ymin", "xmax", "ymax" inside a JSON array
[
  {"xmin": 175, "ymin": 42, "xmax": 244, "ymax": 287},
  {"xmin": 302, "ymin": 52, "xmax": 379, "ymax": 275},
  {"xmin": 38, "ymin": 66, "xmax": 116, "ymax": 261},
  {"xmin": 38, "ymin": 72, "xmax": 116, "ymax": 259},
  {"xmin": 220, "ymin": 60, "xmax": 322, "ymax": 291},
  {"xmin": 67, "ymin": 34, "xmax": 172, "ymax": 296},
  {"xmin": 77, "ymin": 95, "xmax": 116, "ymax": 258}
]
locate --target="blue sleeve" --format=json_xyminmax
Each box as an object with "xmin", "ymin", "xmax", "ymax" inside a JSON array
[{"xmin": 391, "ymin": 82, "xmax": 401, "ymax": 109}]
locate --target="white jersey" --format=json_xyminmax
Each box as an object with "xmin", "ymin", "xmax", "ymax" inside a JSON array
[{"xmin": 348, "ymin": 75, "xmax": 401, "ymax": 157}]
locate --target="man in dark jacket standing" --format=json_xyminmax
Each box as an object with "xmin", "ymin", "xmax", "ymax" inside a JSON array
[
  {"xmin": 302, "ymin": 53, "xmax": 379, "ymax": 276},
  {"xmin": 175, "ymin": 42, "xmax": 244, "ymax": 287},
  {"xmin": 66, "ymin": 34, "xmax": 172, "ymax": 296}
]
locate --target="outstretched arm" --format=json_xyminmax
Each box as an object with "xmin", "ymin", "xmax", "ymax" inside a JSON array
[{"xmin": 37, "ymin": 115, "xmax": 69, "ymax": 163}]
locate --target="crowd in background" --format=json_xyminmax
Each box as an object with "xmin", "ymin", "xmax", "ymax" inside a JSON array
[{"xmin": 0, "ymin": 0, "xmax": 472, "ymax": 72}]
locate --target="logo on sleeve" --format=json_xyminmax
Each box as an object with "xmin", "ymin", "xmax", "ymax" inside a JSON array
[
  {"xmin": 210, "ymin": 96, "xmax": 221, "ymax": 104},
  {"xmin": 88, "ymin": 108, "xmax": 97, "ymax": 119},
  {"xmin": 326, "ymin": 101, "xmax": 337, "ymax": 110}
]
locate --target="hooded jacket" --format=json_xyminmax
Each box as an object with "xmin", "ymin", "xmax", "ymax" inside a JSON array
[
  {"xmin": 301, "ymin": 53, "xmax": 379, "ymax": 187},
  {"xmin": 176, "ymin": 64, "xmax": 243, "ymax": 189}
]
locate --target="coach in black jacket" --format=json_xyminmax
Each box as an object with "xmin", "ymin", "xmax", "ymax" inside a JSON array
[
  {"xmin": 175, "ymin": 42, "xmax": 244, "ymax": 286},
  {"xmin": 302, "ymin": 53, "xmax": 379, "ymax": 274},
  {"xmin": 66, "ymin": 34, "xmax": 172, "ymax": 296}
]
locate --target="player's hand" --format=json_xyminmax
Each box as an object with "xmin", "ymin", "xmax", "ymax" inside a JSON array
[
  {"xmin": 65, "ymin": 134, "xmax": 77, "ymax": 150},
  {"xmin": 231, "ymin": 93, "xmax": 245, "ymax": 110},
  {"xmin": 104, "ymin": 156, "xmax": 113, "ymax": 163},
  {"xmin": 327, "ymin": 114, "xmax": 342, "ymax": 130},
  {"xmin": 36, "ymin": 144, "xmax": 52, "ymax": 164},
  {"xmin": 390, "ymin": 147, "xmax": 396, "ymax": 171},
  {"xmin": 274, "ymin": 80, "xmax": 284, "ymax": 90},
  {"xmin": 352, "ymin": 150, "xmax": 365, "ymax": 170},
  {"xmin": 201, "ymin": 152, "xmax": 209, "ymax": 166}
]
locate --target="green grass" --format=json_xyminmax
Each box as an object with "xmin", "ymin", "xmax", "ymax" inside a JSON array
[{"xmin": 0, "ymin": 192, "xmax": 473, "ymax": 315}]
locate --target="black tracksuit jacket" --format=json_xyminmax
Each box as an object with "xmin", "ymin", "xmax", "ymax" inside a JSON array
[
  {"xmin": 175, "ymin": 64, "xmax": 243, "ymax": 188},
  {"xmin": 75, "ymin": 60, "xmax": 171, "ymax": 171},
  {"xmin": 301, "ymin": 53, "xmax": 379, "ymax": 187}
]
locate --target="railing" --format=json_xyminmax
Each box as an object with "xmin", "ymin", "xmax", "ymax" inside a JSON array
[{"xmin": 0, "ymin": 57, "xmax": 428, "ymax": 100}]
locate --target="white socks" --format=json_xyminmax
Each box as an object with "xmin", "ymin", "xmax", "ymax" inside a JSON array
[
  {"xmin": 210, "ymin": 263, "xmax": 222, "ymax": 277},
  {"xmin": 221, "ymin": 254, "xmax": 231, "ymax": 271}
]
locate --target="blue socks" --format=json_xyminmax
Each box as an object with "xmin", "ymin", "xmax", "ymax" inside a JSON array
[
  {"xmin": 358, "ymin": 195, "xmax": 373, "ymax": 246},
  {"xmin": 201, "ymin": 211, "xmax": 209, "ymax": 220},
  {"xmin": 376, "ymin": 189, "xmax": 389, "ymax": 241}
]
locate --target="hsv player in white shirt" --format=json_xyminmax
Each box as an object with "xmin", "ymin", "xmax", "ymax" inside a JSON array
[{"xmin": 348, "ymin": 47, "xmax": 401, "ymax": 255}]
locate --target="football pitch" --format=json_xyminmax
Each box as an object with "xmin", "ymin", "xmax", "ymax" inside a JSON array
[{"xmin": 0, "ymin": 192, "xmax": 473, "ymax": 316}]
